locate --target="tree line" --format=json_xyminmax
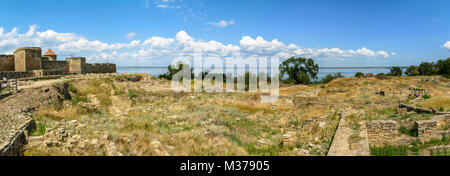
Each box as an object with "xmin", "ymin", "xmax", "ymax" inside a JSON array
[{"xmin": 159, "ymin": 57, "xmax": 450, "ymax": 86}]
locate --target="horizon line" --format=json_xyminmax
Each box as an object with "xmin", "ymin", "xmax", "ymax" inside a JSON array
[{"xmin": 117, "ymin": 66, "xmax": 409, "ymax": 69}]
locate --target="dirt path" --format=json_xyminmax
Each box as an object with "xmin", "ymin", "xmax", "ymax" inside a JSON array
[{"xmin": 327, "ymin": 110, "xmax": 370, "ymax": 156}]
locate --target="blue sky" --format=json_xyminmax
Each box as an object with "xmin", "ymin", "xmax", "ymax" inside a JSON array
[{"xmin": 0, "ymin": 0, "xmax": 449, "ymax": 67}]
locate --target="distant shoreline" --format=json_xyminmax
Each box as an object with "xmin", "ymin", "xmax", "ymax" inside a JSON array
[{"xmin": 117, "ymin": 66, "xmax": 408, "ymax": 69}]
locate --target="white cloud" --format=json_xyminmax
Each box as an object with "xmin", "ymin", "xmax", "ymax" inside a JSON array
[
  {"xmin": 143, "ymin": 36, "xmax": 174, "ymax": 48},
  {"xmin": 442, "ymin": 41, "xmax": 450, "ymax": 50},
  {"xmin": 126, "ymin": 32, "xmax": 138, "ymax": 39},
  {"xmin": 0, "ymin": 25, "xmax": 392, "ymax": 65},
  {"xmin": 210, "ymin": 20, "xmax": 235, "ymax": 28}
]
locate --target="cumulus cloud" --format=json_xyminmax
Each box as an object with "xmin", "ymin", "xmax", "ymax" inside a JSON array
[
  {"xmin": 143, "ymin": 36, "xmax": 174, "ymax": 48},
  {"xmin": 0, "ymin": 25, "xmax": 139, "ymax": 54},
  {"xmin": 210, "ymin": 20, "xmax": 235, "ymax": 28},
  {"xmin": 0, "ymin": 25, "xmax": 392, "ymax": 65},
  {"xmin": 442, "ymin": 41, "xmax": 450, "ymax": 50}
]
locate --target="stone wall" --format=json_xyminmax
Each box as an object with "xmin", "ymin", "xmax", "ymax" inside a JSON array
[
  {"xmin": 42, "ymin": 60, "xmax": 68, "ymax": 72},
  {"xmin": 66, "ymin": 57, "xmax": 86, "ymax": 74},
  {"xmin": 415, "ymin": 120, "xmax": 437, "ymax": 138},
  {"xmin": 399, "ymin": 103, "xmax": 435, "ymax": 114},
  {"xmin": 14, "ymin": 47, "xmax": 42, "ymax": 72},
  {"xmin": 84, "ymin": 63, "xmax": 116, "ymax": 73},
  {"xmin": 368, "ymin": 115, "xmax": 450, "ymax": 146},
  {"xmin": 31, "ymin": 69, "xmax": 67, "ymax": 77},
  {"xmin": 0, "ymin": 83, "xmax": 71, "ymax": 156},
  {"xmin": 0, "ymin": 71, "xmax": 34, "ymax": 79},
  {"xmin": 366, "ymin": 120, "xmax": 400, "ymax": 146},
  {"xmin": 0, "ymin": 55, "xmax": 15, "ymax": 71},
  {"xmin": 414, "ymin": 115, "xmax": 450, "ymax": 140}
]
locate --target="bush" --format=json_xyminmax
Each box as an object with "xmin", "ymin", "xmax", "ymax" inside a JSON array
[
  {"xmin": 159, "ymin": 62, "xmax": 193, "ymax": 80},
  {"xmin": 422, "ymin": 94, "xmax": 431, "ymax": 99},
  {"xmin": 399, "ymin": 126, "xmax": 418, "ymax": 137},
  {"xmin": 405, "ymin": 65, "xmax": 419, "ymax": 76},
  {"xmin": 389, "ymin": 66, "xmax": 403, "ymax": 76},
  {"xmin": 375, "ymin": 73, "xmax": 389, "ymax": 79},
  {"xmin": 354, "ymin": 72, "xmax": 364, "ymax": 78},
  {"xmin": 321, "ymin": 73, "xmax": 344, "ymax": 84},
  {"xmin": 31, "ymin": 122, "xmax": 46, "ymax": 136}
]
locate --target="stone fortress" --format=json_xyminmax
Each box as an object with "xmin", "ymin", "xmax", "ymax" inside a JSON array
[{"xmin": 0, "ymin": 47, "xmax": 116, "ymax": 79}]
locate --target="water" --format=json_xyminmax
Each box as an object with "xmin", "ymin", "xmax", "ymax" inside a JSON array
[{"xmin": 117, "ymin": 67, "xmax": 396, "ymax": 80}]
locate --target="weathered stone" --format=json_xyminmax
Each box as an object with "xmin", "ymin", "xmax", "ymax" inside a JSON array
[{"xmin": 282, "ymin": 131, "xmax": 297, "ymax": 146}]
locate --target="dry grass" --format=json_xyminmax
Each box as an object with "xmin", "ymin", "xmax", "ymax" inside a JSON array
[
  {"xmin": 24, "ymin": 74, "xmax": 450, "ymax": 156},
  {"xmin": 419, "ymin": 97, "xmax": 450, "ymax": 111}
]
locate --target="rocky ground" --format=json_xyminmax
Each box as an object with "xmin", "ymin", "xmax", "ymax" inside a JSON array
[{"xmin": 1, "ymin": 73, "xmax": 449, "ymax": 156}]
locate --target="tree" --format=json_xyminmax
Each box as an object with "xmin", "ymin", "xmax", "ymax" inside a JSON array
[
  {"xmin": 354, "ymin": 72, "xmax": 364, "ymax": 78},
  {"xmin": 159, "ymin": 62, "xmax": 193, "ymax": 80},
  {"xmin": 322, "ymin": 73, "xmax": 344, "ymax": 84},
  {"xmin": 389, "ymin": 66, "xmax": 403, "ymax": 76},
  {"xmin": 435, "ymin": 57, "xmax": 450, "ymax": 77},
  {"xmin": 418, "ymin": 62, "xmax": 436, "ymax": 75},
  {"xmin": 405, "ymin": 65, "xmax": 419, "ymax": 76},
  {"xmin": 279, "ymin": 57, "xmax": 319, "ymax": 84}
]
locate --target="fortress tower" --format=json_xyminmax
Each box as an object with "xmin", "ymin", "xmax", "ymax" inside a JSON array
[
  {"xmin": 13, "ymin": 47, "xmax": 42, "ymax": 72},
  {"xmin": 43, "ymin": 49, "xmax": 57, "ymax": 61}
]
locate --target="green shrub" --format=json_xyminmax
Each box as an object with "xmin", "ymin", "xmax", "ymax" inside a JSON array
[
  {"xmin": 354, "ymin": 72, "xmax": 364, "ymax": 78},
  {"xmin": 31, "ymin": 122, "xmax": 46, "ymax": 136},
  {"xmin": 399, "ymin": 126, "xmax": 418, "ymax": 137},
  {"xmin": 375, "ymin": 73, "xmax": 389, "ymax": 79},
  {"xmin": 389, "ymin": 66, "xmax": 403, "ymax": 76},
  {"xmin": 422, "ymin": 94, "xmax": 431, "ymax": 99},
  {"xmin": 67, "ymin": 82, "xmax": 79, "ymax": 94},
  {"xmin": 321, "ymin": 73, "xmax": 344, "ymax": 84}
]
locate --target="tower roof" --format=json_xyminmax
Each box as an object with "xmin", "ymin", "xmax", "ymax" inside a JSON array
[{"xmin": 44, "ymin": 49, "xmax": 57, "ymax": 56}]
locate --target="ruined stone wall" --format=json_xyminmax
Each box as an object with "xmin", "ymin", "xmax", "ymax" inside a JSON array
[
  {"xmin": 14, "ymin": 47, "xmax": 42, "ymax": 72},
  {"xmin": 0, "ymin": 71, "xmax": 34, "ymax": 79},
  {"xmin": 0, "ymin": 55, "xmax": 15, "ymax": 71},
  {"xmin": 31, "ymin": 69, "xmax": 67, "ymax": 77},
  {"xmin": 415, "ymin": 120, "xmax": 437, "ymax": 138},
  {"xmin": 84, "ymin": 63, "xmax": 116, "ymax": 73},
  {"xmin": 42, "ymin": 60, "xmax": 68, "ymax": 72},
  {"xmin": 415, "ymin": 115, "xmax": 450, "ymax": 140},
  {"xmin": 366, "ymin": 120, "xmax": 400, "ymax": 146}
]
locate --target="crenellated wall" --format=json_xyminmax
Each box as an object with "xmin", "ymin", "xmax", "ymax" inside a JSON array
[
  {"xmin": 84, "ymin": 63, "xmax": 116, "ymax": 73},
  {"xmin": 42, "ymin": 60, "xmax": 68, "ymax": 72},
  {"xmin": 1, "ymin": 47, "xmax": 116, "ymax": 78},
  {"xmin": 0, "ymin": 55, "xmax": 15, "ymax": 72}
]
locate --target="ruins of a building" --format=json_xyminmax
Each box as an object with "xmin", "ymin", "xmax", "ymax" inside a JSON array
[{"xmin": 0, "ymin": 47, "xmax": 116, "ymax": 79}]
